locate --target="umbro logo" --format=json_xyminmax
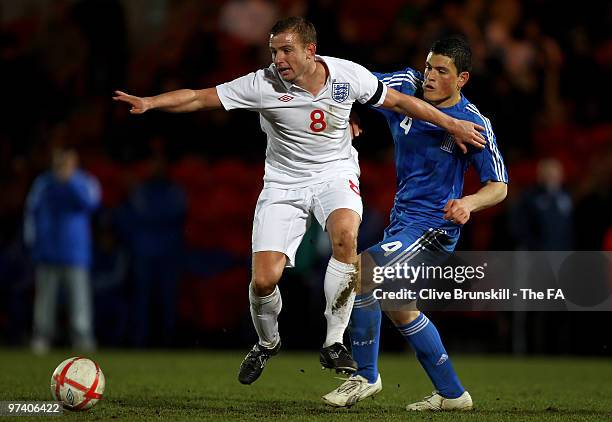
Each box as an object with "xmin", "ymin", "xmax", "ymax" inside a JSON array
[{"xmin": 278, "ymin": 95, "xmax": 294, "ymax": 102}]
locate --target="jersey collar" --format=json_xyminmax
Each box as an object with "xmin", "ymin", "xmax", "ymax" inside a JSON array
[
  {"xmin": 437, "ymin": 92, "xmax": 468, "ymax": 111},
  {"xmin": 273, "ymin": 55, "xmax": 332, "ymax": 94}
]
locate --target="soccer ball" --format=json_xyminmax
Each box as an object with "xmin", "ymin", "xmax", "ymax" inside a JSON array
[{"xmin": 50, "ymin": 357, "xmax": 105, "ymax": 411}]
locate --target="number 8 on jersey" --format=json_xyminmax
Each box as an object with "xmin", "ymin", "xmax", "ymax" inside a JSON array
[{"xmin": 310, "ymin": 109, "xmax": 326, "ymax": 132}]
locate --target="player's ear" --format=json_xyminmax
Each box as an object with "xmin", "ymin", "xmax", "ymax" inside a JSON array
[
  {"xmin": 305, "ymin": 42, "xmax": 316, "ymax": 58},
  {"xmin": 457, "ymin": 71, "xmax": 469, "ymax": 90}
]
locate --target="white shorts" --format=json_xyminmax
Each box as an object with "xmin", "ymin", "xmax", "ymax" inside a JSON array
[{"xmin": 252, "ymin": 175, "xmax": 363, "ymax": 267}]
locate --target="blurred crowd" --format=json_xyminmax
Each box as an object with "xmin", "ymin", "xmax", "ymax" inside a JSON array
[{"xmin": 0, "ymin": 0, "xmax": 610, "ymax": 352}]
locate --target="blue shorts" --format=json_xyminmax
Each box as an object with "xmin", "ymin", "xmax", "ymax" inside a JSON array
[
  {"xmin": 362, "ymin": 223, "xmax": 460, "ymax": 309},
  {"xmin": 366, "ymin": 221, "xmax": 460, "ymax": 267}
]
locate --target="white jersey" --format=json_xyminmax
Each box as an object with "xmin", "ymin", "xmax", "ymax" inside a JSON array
[{"xmin": 216, "ymin": 55, "xmax": 387, "ymax": 188}]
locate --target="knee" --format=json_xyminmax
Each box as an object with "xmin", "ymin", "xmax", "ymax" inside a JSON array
[
  {"xmin": 330, "ymin": 227, "xmax": 358, "ymax": 257},
  {"xmin": 251, "ymin": 269, "xmax": 282, "ymax": 296}
]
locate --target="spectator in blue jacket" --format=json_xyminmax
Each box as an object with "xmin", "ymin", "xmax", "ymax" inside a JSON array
[
  {"xmin": 118, "ymin": 155, "xmax": 186, "ymax": 347},
  {"xmin": 512, "ymin": 158, "xmax": 573, "ymax": 251},
  {"xmin": 24, "ymin": 147, "xmax": 101, "ymax": 353}
]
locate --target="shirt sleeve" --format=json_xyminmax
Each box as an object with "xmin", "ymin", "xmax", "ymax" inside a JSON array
[
  {"xmin": 216, "ymin": 70, "xmax": 263, "ymax": 111},
  {"xmin": 23, "ymin": 176, "xmax": 48, "ymax": 247},
  {"xmin": 468, "ymin": 114, "xmax": 509, "ymax": 184},
  {"xmin": 370, "ymin": 68, "xmax": 421, "ymax": 118},
  {"xmin": 66, "ymin": 172, "xmax": 102, "ymax": 211},
  {"xmin": 352, "ymin": 62, "xmax": 387, "ymax": 107},
  {"xmin": 376, "ymin": 68, "xmax": 422, "ymax": 94}
]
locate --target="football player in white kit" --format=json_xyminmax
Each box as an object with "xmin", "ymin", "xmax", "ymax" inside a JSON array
[{"xmin": 114, "ymin": 17, "xmax": 486, "ymax": 385}]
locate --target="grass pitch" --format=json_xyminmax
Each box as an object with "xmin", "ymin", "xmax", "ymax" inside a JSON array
[{"xmin": 0, "ymin": 349, "xmax": 610, "ymax": 421}]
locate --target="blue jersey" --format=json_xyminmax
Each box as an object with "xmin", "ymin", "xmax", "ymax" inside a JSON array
[{"xmin": 373, "ymin": 67, "xmax": 508, "ymax": 233}]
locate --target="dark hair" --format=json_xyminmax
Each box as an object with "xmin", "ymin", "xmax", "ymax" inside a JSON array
[
  {"xmin": 270, "ymin": 17, "xmax": 317, "ymax": 47},
  {"xmin": 430, "ymin": 37, "xmax": 472, "ymax": 73}
]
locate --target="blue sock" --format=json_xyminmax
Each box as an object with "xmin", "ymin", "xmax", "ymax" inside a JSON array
[
  {"xmin": 349, "ymin": 293, "xmax": 381, "ymax": 383},
  {"xmin": 397, "ymin": 313, "xmax": 464, "ymax": 398}
]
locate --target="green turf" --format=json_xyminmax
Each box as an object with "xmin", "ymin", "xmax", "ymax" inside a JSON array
[{"xmin": 0, "ymin": 349, "xmax": 610, "ymax": 421}]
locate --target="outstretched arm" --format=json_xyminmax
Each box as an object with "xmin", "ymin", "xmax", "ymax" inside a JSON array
[
  {"xmin": 113, "ymin": 88, "xmax": 223, "ymax": 114},
  {"xmin": 443, "ymin": 181, "xmax": 508, "ymax": 225},
  {"xmin": 381, "ymin": 87, "xmax": 486, "ymax": 153}
]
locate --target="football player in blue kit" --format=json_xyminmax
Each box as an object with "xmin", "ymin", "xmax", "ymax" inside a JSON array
[{"xmin": 322, "ymin": 37, "xmax": 508, "ymax": 410}]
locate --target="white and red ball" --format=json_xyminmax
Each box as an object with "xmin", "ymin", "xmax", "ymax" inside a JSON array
[{"xmin": 50, "ymin": 357, "xmax": 105, "ymax": 411}]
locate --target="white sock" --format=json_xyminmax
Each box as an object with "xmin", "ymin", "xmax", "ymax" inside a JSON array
[
  {"xmin": 249, "ymin": 282, "xmax": 282, "ymax": 349},
  {"xmin": 323, "ymin": 257, "xmax": 358, "ymax": 347}
]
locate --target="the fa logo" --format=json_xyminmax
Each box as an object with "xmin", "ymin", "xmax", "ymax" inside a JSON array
[{"xmin": 332, "ymin": 82, "xmax": 350, "ymax": 103}]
